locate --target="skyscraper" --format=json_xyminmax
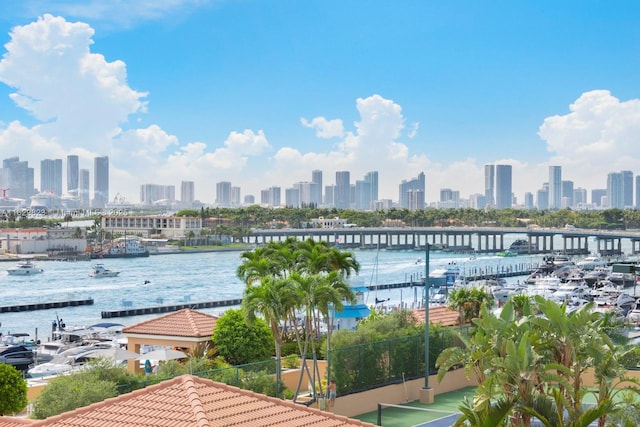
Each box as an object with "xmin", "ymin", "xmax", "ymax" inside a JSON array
[
  {"xmin": 79, "ymin": 168, "xmax": 90, "ymax": 207},
  {"xmin": 548, "ymin": 166, "xmax": 562, "ymax": 210},
  {"xmin": 311, "ymin": 170, "xmax": 323, "ymax": 206},
  {"xmin": 181, "ymin": 181, "xmax": 195, "ymax": 207},
  {"xmin": 216, "ymin": 181, "xmax": 232, "ymax": 206},
  {"xmin": 621, "ymin": 170, "xmax": 633, "ymax": 208},
  {"xmin": 355, "ymin": 179, "xmax": 371, "ymax": 211},
  {"xmin": 484, "ymin": 164, "xmax": 495, "ymax": 208},
  {"xmin": 561, "ymin": 180, "xmax": 574, "ymax": 208},
  {"xmin": 66, "ymin": 155, "xmax": 79, "ymax": 197},
  {"xmin": 636, "ymin": 176, "xmax": 640, "ymax": 209},
  {"xmin": 364, "ymin": 171, "xmax": 379, "ymax": 204},
  {"xmin": 40, "ymin": 158, "xmax": 63, "ymax": 196},
  {"xmin": 93, "ymin": 156, "xmax": 109, "ymax": 208},
  {"xmin": 495, "ymin": 164, "xmax": 512, "ymax": 209},
  {"xmin": 607, "ymin": 172, "xmax": 623, "ymax": 209},
  {"xmin": 334, "ymin": 171, "xmax": 350, "ymax": 209},
  {"xmin": 399, "ymin": 172, "xmax": 425, "ymax": 209},
  {"xmin": 2, "ymin": 156, "xmax": 33, "ymax": 200}
]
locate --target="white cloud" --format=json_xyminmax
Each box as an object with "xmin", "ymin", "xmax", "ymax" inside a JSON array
[
  {"xmin": 300, "ymin": 117, "xmax": 344, "ymax": 139},
  {"xmin": 538, "ymin": 90, "xmax": 640, "ymax": 192}
]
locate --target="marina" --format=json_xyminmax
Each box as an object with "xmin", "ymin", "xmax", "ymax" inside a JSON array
[{"xmin": 0, "ymin": 233, "xmax": 638, "ymax": 342}]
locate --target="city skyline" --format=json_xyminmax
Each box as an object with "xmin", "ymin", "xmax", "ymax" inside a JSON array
[{"xmin": 0, "ymin": 2, "xmax": 639, "ymax": 204}]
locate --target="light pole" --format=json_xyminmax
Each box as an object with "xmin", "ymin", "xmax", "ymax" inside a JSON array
[{"xmin": 419, "ymin": 243, "xmax": 434, "ymax": 403}]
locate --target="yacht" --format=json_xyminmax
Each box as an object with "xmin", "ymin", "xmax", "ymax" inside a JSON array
[
  {"xmin": 7, "ymin": 259, "xmax": 44, "ymax": 276},
  {"xmin": 576, "ymin": 256, "xmax": 608, "ymax": 271},
  {"xmin": 507, "ymin": 239, "xmax": 531, "ymax": 254},
  {"xmin": 89, "ymin": 264, "xmax": 120, "ymax": 278},
  {"xmin": 428, "ymin": 263, "xmax": 460, "ymax": 288}
]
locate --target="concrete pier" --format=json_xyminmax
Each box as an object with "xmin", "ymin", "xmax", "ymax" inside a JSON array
[
  {"xmin": 0, "ymin": 298, "xmax": 94, "ymax": 313},
  {"xmin": 101, "ymin": 298, "xmax": 243, "ymax": 318}
]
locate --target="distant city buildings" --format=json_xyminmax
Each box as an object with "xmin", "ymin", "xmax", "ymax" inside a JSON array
[
  {"xmin": 1, "ymin": 154, "xmax": 640, "ymax": 212},
  {"xmin": 93, "ymin": 156, "xmax": 109, "ymax": 208}
]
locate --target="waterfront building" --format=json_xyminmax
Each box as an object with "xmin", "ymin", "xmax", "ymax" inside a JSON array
[
  {"xmin": 607, "ymin": 172, "xmax": 623, "ymax": 209},
  {"xmin": 93, "ymin": 155, "xmax": 109, "ymax": 208},
  {"xmin": 311, "ymin": 169, "xmax": 323, "ymax": 206},
  {"xmin": 549, "ymin": 165, "xmax": 562, "ymax": 210},
  {"xmin": 484, "ymin": 164, "xmax": 495, "ymax": 208},
  {"xmin": 40, "ymin": 158, "xmax": 63, "ymax": 196},
  {"xmin": 216, "ymin": 181, "xmax": 232, "ymax": 207},
  {"xmin": 399, "ymin": 172, "xmax": 425, "ymax": 209},
  {"xmin": 495, "ymin": 164, "xmax": 512, "ymax": 209},
  {"xmin": 79, "ymin": 168, "xmax": 90, "ymax": 207},
  {"xmin": 335, "ymin": 171, "xmax": 351, "ymax": 209},
  {"xmin": 181, "ymin": 181, "xmax": 195, "ymax": 207},
  {"xmin": 101, "ymin": 215, "xmax": 202, "ymax": 239},
  {"xmin": 66, "ymin": 154, "xmax": 79, "ymax": 197}
]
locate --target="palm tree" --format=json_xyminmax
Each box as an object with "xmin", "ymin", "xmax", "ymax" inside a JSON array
[
  {"xmin": 242, "ymin": 277, "xmax": 296, "ymax": 395},
  {"xmin": 446, "ymin": 287, "xmax": 494, "ymax": 325}
]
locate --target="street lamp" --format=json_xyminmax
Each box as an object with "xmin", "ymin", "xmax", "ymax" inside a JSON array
[{"xmin": 424, "ymin": 242, "xmax": 430, "ymax": 390}]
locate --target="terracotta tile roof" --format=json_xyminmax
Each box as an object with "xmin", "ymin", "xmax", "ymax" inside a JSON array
[
  {"xmin": 412, "ymin": 306, "xmax": 460, "ymax": 327},
  {"xmin": 122, "ymin": 308, "xmax": 218, "ymax": 338},
  {"xmin": 0, "ymin": 418, "xmax": 35, "ymax": 426},
  {"xmin": 30, "ymin": 375, "xmax": 375, "ymax": 427}
]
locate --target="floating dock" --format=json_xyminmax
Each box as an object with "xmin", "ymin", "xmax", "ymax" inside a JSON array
[
  {"xmin": 101, "ymin": 298, "xmax": 243, "ymax": 318},
  {"xmin": 0, "ymin": 298, "xmax": 94, "ymax": 313}
]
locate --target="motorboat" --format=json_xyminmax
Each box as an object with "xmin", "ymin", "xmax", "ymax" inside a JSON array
[
  {"xmin": 428, "ymin": 263, "xmax": 460, "ymax": 288},
  {"xmin": 576, "ymin": 256, "xmax": 608, "ymax": 271},
  {"xmin": 0, "ymin": 345, "xmax": 35, "ymax": 372},
  {"xmin": 90, "ymin": 237, "xmax": 150, "ymax": 259},
  {"xmin": 551, "ymin": 283, "xmax": 591, "ymax": 303},
  {"xmin": 89, "ymin": 264, "xmax": 120, "ymax": 278},
  {"xmin": 507, "ymin": 239, "xmax": 531, "ymax": 254},
  {"xmin": 7, "ymin": 259, "xmax": 44, "ymax": 275},
  {"xmin": 593, "ymin": 287, "xmax": 636, "ymax": 313},
  {"xmin": 27, "ymin": 345, "xmax": 103, "ymax": 378}
]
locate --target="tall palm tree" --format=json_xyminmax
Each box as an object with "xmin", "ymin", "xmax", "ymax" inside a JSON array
[{"xmin": 242, "ymin": 277, "xmax": 296, "ymax": 395}]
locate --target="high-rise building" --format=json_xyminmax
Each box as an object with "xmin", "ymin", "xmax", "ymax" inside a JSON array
[
  {"xmin": 261, "ymin": 186, "xmax": 281, "ymax": 207},
  {"xmin": 524, "ymin": 192, "xmax": 534, "ymax": 210},
  {"xmin": 364, "ymin": 171, "xmax": 379, "ymax": 204},
  {"xmin": 334, "ymin": 171, "xmax": 350, "ymax": 209},
  {"xmin": 293, "ymin": 181, "xmax": 314, "ymax": 207},
  {"xmin": 495, "ymin": 164, "xmax": 512, "ymax": 209},
  {"xmin": 399, "ymin": 172, "xmax": 425, "ymax": 209},
  {"xmin": 40, "ymin": 159, "xmax": 63, "ymax": 196},
  {"xmin": 324, "ymin": 185, "xmax": 334, "ymax": 206},
  {"xmin": 607, "ymin": 172, "xmax": 623, "ymax": 209},
  {"xmin": 469, "ymin": 194, "xmax": 486, "ymax": 209},
  {"xmin": 484, "ymin": 164, "xmax": 495, "ymax": 208},
  {"xmin": 311, "ymin": 170, "xmax": 323, "ymax": 206},
  {"xmin": 621, "ymin": 170, "xmax": 633, "ymax": 208},
  {"xmin": 93, "ymin": 156, "xmax": 109, "ymax": 208},
  {"xmin": 636, "ymin": 177, "xmax": 640, "ymax": 209},
  {"xmin": 244, "ymin": 195, "xmax": 255, "ymax": 205},
  {"xmin": 66, "ymin": 155, "xmax": 79, "ymax": 197},
  {"xmin": 216, "ymin": 181, "xmax": 232, "ymax": 206},
  {"xmin": 591, "ymin": 189, "xmax": 606, "ymax": 207},
  {"xmin": 573, "ymin": 188, "xmax": 587, "ymax": 206},
  {"xmin": 79, "ymin": 168, "xmax": 90, "ymax": 207},
  {"xmin": 561, "ymin": 180, "xmax": 574, "ymax": 208},
  {"xmin": 548, "ymin": 166, "xmax": 562, "ymax": 210},
  {"xmin": 140, "ymin": 184, "xmax": 176, "ymax": 205},
  {"xmin": 2, "ymin": 156, "xmax": 34, "ymax": 201},
  {"xmin": 231, "ymin": 186, "xmax": 241, "ymax": 206},
  {"xmin": 537, "ymin": 186, "xmax": 549, "ymax": 210},
  {"xmin": 181, "ymin": 181, "xmax": 195, "ymax": 207},
  {"xmin": 285, "ymin": 187, "xmax": 300, "ymax": 208},
  {"xmin": 355, "ymin": 179, "xmax": 371, "ymax": 211}
]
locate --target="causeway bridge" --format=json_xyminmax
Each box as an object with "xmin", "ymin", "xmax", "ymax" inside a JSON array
[{"xmin": 243, "ymin": 227, "xmax": 640, "ymax": 256}]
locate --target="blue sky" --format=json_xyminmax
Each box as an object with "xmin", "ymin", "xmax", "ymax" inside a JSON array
[{"xmin": 0, "ymin": 0, "xmax": 639, "ymax": 204}]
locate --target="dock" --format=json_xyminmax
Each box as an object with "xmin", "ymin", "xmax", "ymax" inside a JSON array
[
  {"xmin": 0, "ymin": 298, "xmax": 94, "ymax": 313},
  {"xmin": 101, "ymin": 298, "xmax": 243, "ymax": 318}
]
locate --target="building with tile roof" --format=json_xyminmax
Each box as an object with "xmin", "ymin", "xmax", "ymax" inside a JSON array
[
  {"xmin": 412, "ymin": 306, "xmax": 461, "ymax": 327},
  {"xmin": 122, "ymin": 308, "xmax": 218, "ymax": 373},
  {"xmin": 2, "ymin": 375, "xmax": 375, "ymax": 427}
]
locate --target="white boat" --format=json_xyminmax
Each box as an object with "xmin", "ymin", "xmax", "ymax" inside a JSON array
[
  {"xmin": 7, "ymin": 259, "xmax": 44, "ymax": 276},
  {"xmin": 428, "ymin": 263, "xmax": 460, "ymax": 288},
  {"xmin": 89, "ymin": 264, "xmax": 120, "ymax": 278},
  {"xmin": 576, "ymin": 256, "xmax": 608, "ymax": 271}
]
